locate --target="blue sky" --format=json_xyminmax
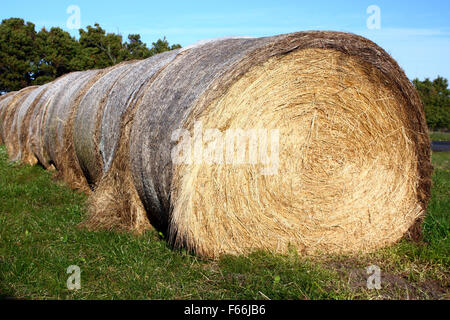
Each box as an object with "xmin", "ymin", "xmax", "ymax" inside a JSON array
[{"xmin": 1, "ymin": 0, "xmax": 449, "ymax": 80}]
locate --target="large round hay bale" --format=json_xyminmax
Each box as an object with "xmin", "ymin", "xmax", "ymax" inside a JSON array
[
  {"xmin": 0, "ymin": 91, "xmax": 18, "ymax": 145},
  {"xmin": 2, "ymin": 86, "xmax": 39, "ymax": 161},
  {"xmin": 128, "ymin": 31, "xmax": 432, "ymax": 258},
  {"xmin": 15, "ymin": 83, "xmax": 54, "ymax": 165},
  {"xmin": 26, "ymin": 78, "xmax": 83, "ymax": 168},
  {"xmin": 42, "ymin": 70, "xmax": 100, "ymax": 173},
  {"xmin": 0, "ymin": 31, "xmax": 432, "ymax": 259},
  {"xmin": 99, "ymin": 50, "xmax": 180, "ymax": 173},
  {"xmin": 73, "ymin": 61, "xmax": 140, "ymax": 186},
  {"xmin": 83, "ymin": 50, "xmax": 180, "ymax": 232},
  {"xmin": 58, "ymin": 69, "xmax": 108, "ymax": 191}
]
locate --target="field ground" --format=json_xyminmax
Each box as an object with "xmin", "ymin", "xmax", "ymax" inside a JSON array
[
  {"xmin": 0, "ymin": 145, "xmax": 448, "ymax": 300},
  {"xmin": 430, "ymin": 131, "xmax": 450, "ymax": 142}
]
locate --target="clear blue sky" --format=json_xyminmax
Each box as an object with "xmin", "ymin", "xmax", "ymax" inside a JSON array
[{"xmin": 1, "ymin": 0, "xmax": 449, "ymax": 80}]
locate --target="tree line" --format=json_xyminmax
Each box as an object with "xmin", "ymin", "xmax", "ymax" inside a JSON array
[
  {"xmin": 413, "ymin": 77, "xmax": 449, "ymax": 131},
  {"xmin": 0, "ymin": 18, "xmax": 181, "ymax": 93},
  {"xmin": 0, "ymin": 17, "xmax": 448, "ymax": 130}
]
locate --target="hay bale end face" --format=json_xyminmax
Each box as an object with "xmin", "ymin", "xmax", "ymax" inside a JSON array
[{"xmin": 0, "ymin": 31, "xmax": 432, "ymax": 259}]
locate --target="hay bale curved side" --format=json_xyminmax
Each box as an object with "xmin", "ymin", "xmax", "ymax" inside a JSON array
[
  {"xmin": 83, "ymin": 50, "xmax": 180, "ymax": 232},
  {"xmin": 43, "ymin": 70, "xmax": 99, "ymax": 172},
  {"xmin": 0, "ymin": 91, "xmax": 19, "ymax": 145},
  {"xmin": 59, "ymin": 68, "xmax": 112, "ymax": 191},
  {"xmin": 0, "ymin": 93, "xmax": 12, "ymax": 104},
  {"xmin": 28, "ymin": 77, "xmax": 88, "ymax": 168},
  {"xmin": 129, "ymin": 37, "xmax": 268, "ymax": 231},
  {"xmin": 15, "ymin": 83, "xmax": 54, "ymax": 165},
  {"xmin": 129, "ymin": 31, "xmax": 432, "ymax": 258},
  {"xmin": 100, "ymin": 50, "xmax": 181, "ymax": 172},
  {"xmin": 73, "ymin": 61, "xmax": 139, "ymax": 186},
  {"xmin": 2, "ymin": 86, "xmax": 39, "ymax": 161}
]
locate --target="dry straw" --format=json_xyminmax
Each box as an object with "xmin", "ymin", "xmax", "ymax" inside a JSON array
[{"xmin": 0, "ymin": 31, "xmax": 432, "ymax": 259}]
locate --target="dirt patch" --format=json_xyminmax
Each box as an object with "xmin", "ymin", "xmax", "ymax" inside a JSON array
[{"xmin": 332, "ymin": 262, "xmax": 449, "ymax": 299}]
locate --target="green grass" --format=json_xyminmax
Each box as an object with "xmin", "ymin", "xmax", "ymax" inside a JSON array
[
  {"xmin": 430, "ymin": 131, "xmax": 450, "ymax": 141},
  {"xmin": 0, "ymin": 145, "xmax": 448, "ymax": 300}
]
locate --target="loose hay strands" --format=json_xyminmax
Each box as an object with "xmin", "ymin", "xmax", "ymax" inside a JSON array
[{"xmin": 81, "ymin": 105, "xmax": 152, "ymax": 233}]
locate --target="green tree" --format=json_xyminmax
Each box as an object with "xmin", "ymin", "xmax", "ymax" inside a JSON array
[
  {"xmin": 34, "ymin": 27, "xmax": 81, "ymax": 84},
  {"xmin": 413, "ymin": 76, "xmax": 450, "ymax": 130},
  {"xmin": 0, "ymin": 18, "xmax": 181, "ymax": 94},
  {"xmin": 150, "ymin": 36, "xmax": 181, "ymax": 55},
  {"xmin": 0, "ymin": 18, "xmax": 38, "ymax": 92},
  {"xmin": 124, "ymin": 35, "xmax": 181, "ymax": 60},
  {"xmin": 125, "ymin": 34, "xmax": 152, "ymax": 60},
  {"xmin": 77, "ymin": 23, "xmax": 128, "ymax": 69}
]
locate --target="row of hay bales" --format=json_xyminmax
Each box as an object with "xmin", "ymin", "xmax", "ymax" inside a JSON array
[{"xmin": 0, "ymin": 31, "xmax": 433, "ymax": 259}]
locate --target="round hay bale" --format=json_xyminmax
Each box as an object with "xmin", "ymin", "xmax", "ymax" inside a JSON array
[
  {"xmin": 15, "ymin": 83, "xmax": 55, "ymax": 165},
  {"xmin": 59, "ymin": 69, "xmax": 107, "ymax": 191},
  {"xmin": 0, "ymin": 93, "xmax": 12, "ymax": 103},
  {"xmin": 42, "ymin": 70, "xmax": 99, "ymax": 174},
  {"xmin": 73, "ymin": 61, "xmax": 140, "ymax": 186},
  {"xmin": 83, "ymin": 50, "xmax": 180, "ymax": 232},
  {"xmin": 2, "ymin": 86, "xmax": 39, "ymax": 161},
  {"xmin": 99, "ymin": 50, "xmax": 181, "ymax": 173},
  {"xmin": 128, "ymin": 31, "xmax": 432, "ymax": 258},
  {"xmin": 0, "ymin": 91, "xmax": 19, "ymax": 145},
  {"xmin": 27, "ymin": 78, "xmax": 82, "ymax": 168}
]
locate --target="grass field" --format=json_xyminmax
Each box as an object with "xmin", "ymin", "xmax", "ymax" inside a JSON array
[
  {"xmin": 0, "ymin": 145, "xmax": 448, "ymax": 300},
  {"xmin": 430, "ymin": 131, "xmax": 450, "ymax": 142}
]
